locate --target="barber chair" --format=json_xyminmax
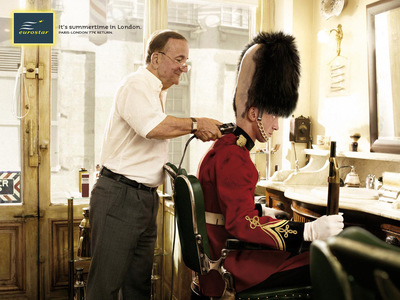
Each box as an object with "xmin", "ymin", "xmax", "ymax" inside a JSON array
[
  {"xmin": 330, "ymin": 227, "xmax": 400, "ymax": 300},
  {"xmin": 164, "ymin": 162, "xmax": 312, "ymax": 300},
  {"xmin": 310, "ymin": 238, "xmax": 352, "ymax": 300},
  {"xmin": 311, "ymin": 226, "xmax": 400, "ymax": 300}
]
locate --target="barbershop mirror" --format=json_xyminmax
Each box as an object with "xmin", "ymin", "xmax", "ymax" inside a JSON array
[{"xmin": 367, "ymin": 0, "xmax": 400, "ymax": 154}]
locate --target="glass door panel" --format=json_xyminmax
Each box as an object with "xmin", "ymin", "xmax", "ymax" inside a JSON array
[
  {"xmin": 0, "ymin": 60, "xmax": 22, "ymax": 204},
  {"xmin": 51, "ymin": 0, "xmax": 144, "ymax": 204},
  {"xmin": 50, "ymin": 50, "xmax": 96, "ymax": 203}
]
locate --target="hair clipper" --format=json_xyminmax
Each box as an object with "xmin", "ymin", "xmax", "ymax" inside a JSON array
[{"xmin": 218, "ymin": 123, "xmax": 236, "ymax": 135}]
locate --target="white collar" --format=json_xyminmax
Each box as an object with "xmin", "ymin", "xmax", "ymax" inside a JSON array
[{"xmin": 140, "ymin": 66, "xmax": 163, "ymax": 92}]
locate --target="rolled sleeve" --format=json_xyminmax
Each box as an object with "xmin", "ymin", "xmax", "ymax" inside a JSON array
[{"xmin": 116, "ymin": 77, "xmax": 167, "ymax": 138}]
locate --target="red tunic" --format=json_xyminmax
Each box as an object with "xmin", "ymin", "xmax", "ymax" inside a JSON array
[{"xmin": 198, "ymin": 131, "xmax": 309, "ymax": 297}]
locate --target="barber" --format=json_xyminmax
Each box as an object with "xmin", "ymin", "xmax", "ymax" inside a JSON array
[{"xmin": 86, "ymin": 29, "xmax": 222, "ymax": 300}]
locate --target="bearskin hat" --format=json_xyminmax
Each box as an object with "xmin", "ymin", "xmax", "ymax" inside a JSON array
[{"xmin": 233, "ymin": 32, "xmax": 300, "ymax": 118}]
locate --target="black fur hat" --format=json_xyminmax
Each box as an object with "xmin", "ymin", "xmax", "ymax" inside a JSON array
[{"xmin": 234, "ymin": 32, "xmax": 300, "ymax": 118}]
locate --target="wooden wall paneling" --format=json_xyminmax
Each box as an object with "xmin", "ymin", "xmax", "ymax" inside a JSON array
[
  {"xmin": 50, "ymin": 219, "xmax": 89, "ymax": 290},
  {"xmin": 0, "ymin": 222, "xmax": 25, "ymax": 293},
  {"xmin": 161, "ymin": 199, "xmax": 191, "ymax": 300}
]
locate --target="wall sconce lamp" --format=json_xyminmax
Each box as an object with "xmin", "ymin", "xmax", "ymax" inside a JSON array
[
  {"xmin": 318, "ymin": 24, "xmax": 349, "ymax": 96},
  {"xmin": 318, "ymin": 24, "xmax": 344, "ymax": 56},
  {"xmin": 330, "ymin": 24, "xmax": 343, "ymax": 56}
]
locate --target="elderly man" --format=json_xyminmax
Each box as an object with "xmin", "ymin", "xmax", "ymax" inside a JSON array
[
  {"xmin": 87, "ymin": 30, "xmax": 222, "ymax": 300},
  {"xmin": 197, "ymin": 32, "xmax": 344, "ymax": 297}
]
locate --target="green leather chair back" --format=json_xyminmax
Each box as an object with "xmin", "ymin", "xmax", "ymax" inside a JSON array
[
  {"xmin": 329, "ymin": 227, "xmax": 400, "ymax": 300},
  {"xmin": 310, "ymin": 239, "xmax": 352, "ymax": 300},
  {"xmin": 335, "ymin": 226, "xmax": 399, "ymax": 251},
  {"xmin": 174, "ymin": 174, "xmax": 210, "ymax": 274}
]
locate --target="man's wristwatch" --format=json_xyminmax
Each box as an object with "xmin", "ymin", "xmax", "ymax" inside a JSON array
[{"xmin": 191, "ymin": 117, "xmax": 198, "ymax": 133}]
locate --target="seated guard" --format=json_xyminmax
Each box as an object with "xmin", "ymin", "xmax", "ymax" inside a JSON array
[{"xmin": 197, "ymin": 32, "xmax": 344, "ymax": 297}]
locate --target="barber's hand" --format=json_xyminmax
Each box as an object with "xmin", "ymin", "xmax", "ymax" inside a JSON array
[
  {"xmin": 262, "ymin": 206, "xmax": 290, "ymax": 219},
  {"xmin": 195, "ymin": 118, "xmax": 222, "ymax": 142},
  {"xmin": 303, "ymin": 214, "xmax": 344, "ymax": 241}
]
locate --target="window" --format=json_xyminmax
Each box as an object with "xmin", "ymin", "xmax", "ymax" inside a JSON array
[
  {"xmin": 0, "ymin": 0, "xmax": 256, "ymax": 203},
  {"xmin": 50, "ymin": 0, "xmax": 144, "ymax": 203},
  {"xmin": 0, "ymin": 47, "xmax": 59, "ymax": 203},
  {"xmin": 221, "ymin": 6, "xmax": 249, "ymax": 28},
  {"xmin": 107, "ymin": 0, "xmax": 144, "ymax": 41},
  {"xmin": 167, "ymin": 0, "xmax": 256, "ymax": 173},
  {"xmin": 168, "ymin": 2, "xmax": 197, "ymax": 26}
]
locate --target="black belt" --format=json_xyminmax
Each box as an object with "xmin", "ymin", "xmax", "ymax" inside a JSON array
[{"xmin": 100, "ymin": 167, "xmax": 157, "ymax": 193}]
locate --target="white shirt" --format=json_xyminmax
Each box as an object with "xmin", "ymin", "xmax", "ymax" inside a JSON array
[{"xmin": 100, "ymin": 66, "xmax": 168, "ymax": 187}]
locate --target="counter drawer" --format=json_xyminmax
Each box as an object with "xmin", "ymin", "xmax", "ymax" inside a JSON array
[
  {"xmin": 381, "ymin": 224, "xmax": 400, "ymax": 247},
  {"xmin": 266, "ymin": 188, "xmax": 293, "ymax": 218}
]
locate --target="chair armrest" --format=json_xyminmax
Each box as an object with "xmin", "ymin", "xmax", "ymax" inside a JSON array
[
  {"xmin": 225, "ymin": 239, "xmax": 274, "ymax": 251},
  {"xmin": 164, "ymin": 163, "xmax": 177, "ymax": 180}
]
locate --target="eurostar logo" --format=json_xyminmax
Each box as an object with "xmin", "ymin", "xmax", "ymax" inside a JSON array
[
  {"xmin": 12, "ymin": 12, "xmax": 55, "ymax": 45},
  {"xmin": 19, "ymin": 19, "xmax": 45, "ymax": 31}
]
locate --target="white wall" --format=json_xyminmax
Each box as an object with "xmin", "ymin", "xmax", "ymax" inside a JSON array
[
  {"xmin": 271, "ymin": 0, "xmax": 378, "ymax": 175},
  {"xmin": 270, "ymin": 0, "xmax": 313, "ymax": 173},
  {"xmin": 308, "ymin": 0, "xmax": 376, "ymax": 153}
]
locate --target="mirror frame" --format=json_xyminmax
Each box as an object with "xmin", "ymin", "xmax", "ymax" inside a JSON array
[{"xmin": 367, "ymin": 0, "xmax": 400, "ymax": 154}]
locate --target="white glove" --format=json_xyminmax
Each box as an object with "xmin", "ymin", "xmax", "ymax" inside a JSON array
[
  {"xmin": 262, "ymin": 206, "xmax": 290, "ymax": 219},
  {"xmin": 303, "ymin": 214, "xmax": 344, "ymax": 241}
]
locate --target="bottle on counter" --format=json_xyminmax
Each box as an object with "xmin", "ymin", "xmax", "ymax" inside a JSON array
[
  {"xmin": 78, "ymin": 168, "xmax": 88, "ymax": 194},
  {"xmin": 77, "ymin": 207, "xmax": 91, "ymax": 258},
  {"xmin": 95, "ymin": 164, "xmax": 100, "ymax": 180},
  {"xmin": 74, "ymin": 267, "xmax": 86, "ymax": 300}
]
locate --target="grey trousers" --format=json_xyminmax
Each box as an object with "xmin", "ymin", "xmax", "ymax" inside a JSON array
[{"xmin": 86, "ymin": 175, "xmax": 159, "ymax": 300}]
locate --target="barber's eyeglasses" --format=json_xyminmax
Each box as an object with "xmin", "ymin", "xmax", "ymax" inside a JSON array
[{"xmin": 159, "ymin": 52, "xmax": 191, "ymax": 72}]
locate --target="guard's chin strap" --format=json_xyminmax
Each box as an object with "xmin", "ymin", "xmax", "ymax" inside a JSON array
[{"xmin": 257, "ymin": 110, "xmax": 269, "ymax": 142}]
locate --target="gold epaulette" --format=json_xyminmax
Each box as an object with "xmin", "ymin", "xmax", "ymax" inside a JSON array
[{"xmin": 236, "ymin": 135, "xmax": 247, "ymax": 148}]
